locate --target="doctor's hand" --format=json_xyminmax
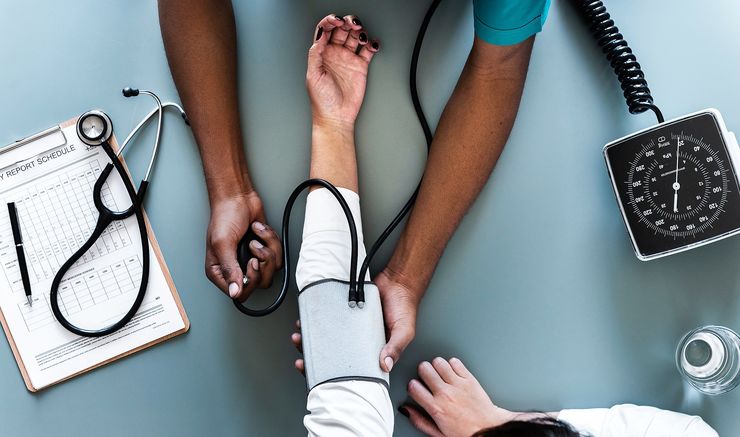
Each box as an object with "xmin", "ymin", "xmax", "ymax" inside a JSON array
[
  {"xmin": 205, "ymin": 191, "xmax": 282, "ymax": 302},
  {"xmin": 374, "ymin": 269, "xmax": 420, "ymax": 373},
  {"xmin": 306, "ymin": 14, "xmax": 380, "ymax": 129}
]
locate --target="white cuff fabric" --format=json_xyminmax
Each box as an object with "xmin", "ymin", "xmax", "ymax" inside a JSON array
[
  {"xmin": 296, "ymin": 187, "xmax": 370, "ymax": 290},
  {"xmin": 305, "ymin": 381, "xmax": 394, "ymax": 437},
  {"xmin": 558, "ymin": 408, "xmax": 609, "ymax": 436},
  {"xmin": 558, "ymin": 404, "xmax": 718, "ymax": 437}
]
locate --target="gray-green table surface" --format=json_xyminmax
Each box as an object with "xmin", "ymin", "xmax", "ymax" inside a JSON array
[{"xmin": 1, "ymin": 0, "xmax": 739, "ymax": 435}]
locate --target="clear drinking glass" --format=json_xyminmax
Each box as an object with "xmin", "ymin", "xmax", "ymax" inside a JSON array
[{"xmin": 676, "ymin": 325, "xmax": 740, "ymax": 395}]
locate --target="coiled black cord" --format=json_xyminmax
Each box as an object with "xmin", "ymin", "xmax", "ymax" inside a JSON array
[
  {"xmin": 233, "ymin": 179, "xmax": 360, "ymax": 315},
  {"xmin": 572, "ymin": 0, "xmax": 664, "ymax": 123}
]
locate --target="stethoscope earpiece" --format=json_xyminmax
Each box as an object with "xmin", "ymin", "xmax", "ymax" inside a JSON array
[{"xmin": 122, "ymin": 87, "xmax": 140, "ymax": 97}]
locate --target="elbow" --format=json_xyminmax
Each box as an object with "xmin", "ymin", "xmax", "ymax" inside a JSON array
[{"xmin": 466, "ymin": 36, "xmax": 535, "ymax": 80}]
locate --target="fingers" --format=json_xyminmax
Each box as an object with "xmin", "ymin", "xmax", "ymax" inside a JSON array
[
  {"xmin": 291, "ymin": 319, "xmax": 305, "ymax": 374},
  {"xmin": 407, "ymin": 379, "xmax": 436, "ymax": 415},
  {"xmin": 252, "ymin": 221, "xmax": 282, "ymax": 267},
  {"xmin": 249, "ymin": 221, "xmax": 282, "ymax": 288},
  {"xmin": 358, "ymin": 39, "xmax": 380, "ymax": 62},
  {"xmin": 330, "ymin": 14, "xmax": 362, "ymax": 45},
  {"xmin": 417, "ymin": 361, "xmax": 445, "ymax": 394},
  {"xmin": 291, "ymin": 332, "xmax": 302, "ymax": 354},
  {"xmin": 236, "ymin": 258, "xmax": 261, "ymax": 301},
  {"xmin": 206, "ymin": 235, "xmax": 245, "ymax": 299},
  {"xmin": 449, "ymin": 357, "xmax": 473, "ymax": 379},
  {"xmin": 379, "ymin": 318, "xmax": 415, "ymax": 372},
  {"xmin": 309, "ymin": 14, "xmax": 345, "ymax": 72},
  {"xmin": 431, "ymin": 357, "xmax": 458, "ymax": 384},
  {"xmin": 344, "ymin": 29, "xmax": 368, "ymax": 53},
  {"xmin": 313, "ymin": 14, "xmax": 343, "ymax": 47},
  {"xmin": 400, "ymin": 405, "xmax": 444, "ymax": 437}
]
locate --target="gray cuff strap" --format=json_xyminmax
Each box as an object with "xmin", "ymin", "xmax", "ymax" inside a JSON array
[{"xmin": 298, "ymin": 279, "xmax": 389, "ymax": 391}]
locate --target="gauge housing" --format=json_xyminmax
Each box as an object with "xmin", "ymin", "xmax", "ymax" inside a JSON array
[{"xmin": 604, "ymin": 109, "xmax": 740, "ymax": 260}]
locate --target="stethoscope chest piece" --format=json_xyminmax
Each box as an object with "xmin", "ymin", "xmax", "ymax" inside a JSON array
[{"xmin": 77, "ymin": 110, "xmax": 113, "ymax": 146}]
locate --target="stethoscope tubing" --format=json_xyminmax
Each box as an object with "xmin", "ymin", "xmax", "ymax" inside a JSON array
[
  {"xmin": 49, "ymin": 91, "xmax": 185, "ymax": 337},
  {"xmin": 232, "ymin": 178, "xmax": 360, "ymax": 316},
  {"xmin": 49, "ymin": 141, "xmax": 150, "ymax": 337}
]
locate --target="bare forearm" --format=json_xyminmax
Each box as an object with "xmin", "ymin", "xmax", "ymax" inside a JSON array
[
  {"xmin": 158, "ymin": 0, "xmax": 250, "ymax": 203},
  {"xmin": 386, "ymin": 37, "xmax": 534, "ymax": 296},
  {"xmin": 310, "ymin": 122, "xmax": 358, "ymax": 193}
]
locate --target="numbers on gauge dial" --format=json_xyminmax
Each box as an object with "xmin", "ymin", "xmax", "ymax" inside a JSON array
[{"xmin": 625, "ymin": 133, "xmax": 730, "ymax": 237}]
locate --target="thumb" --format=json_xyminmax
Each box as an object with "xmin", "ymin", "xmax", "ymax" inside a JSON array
[
  {"xmin": 213, "ymin": 241, "xmax": 245, "ymax": 299},
  {"xmin": 400, "ymin": 405, "xmax": 443, "ymax": 437},
  {"xmin": 379, "ymin": 319, "xmax": 415, "ymax": 372}
]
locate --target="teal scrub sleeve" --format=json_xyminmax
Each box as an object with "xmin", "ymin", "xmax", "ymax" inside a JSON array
[{"xmin": 473, "ymin": 0, "xmax": 552, "ymax": 46}]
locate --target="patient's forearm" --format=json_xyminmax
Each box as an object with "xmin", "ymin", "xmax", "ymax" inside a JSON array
[
  {"xmin": 386, "ymin": 36, "xmax": 534, "ymax": 295},
  {"xmin": 158, "ymin": 0, "xmax": 251, "ymax": 204},
  {"xmin": 310, "ymin": 122, "xmax": 358, "ymax": 192}
]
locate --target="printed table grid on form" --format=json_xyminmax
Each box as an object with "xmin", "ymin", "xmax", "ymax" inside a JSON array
[
  {"xmin": 0, "ymin": 159, "xmax": 133, "ymax": 290},
  {"xmin": 0, "ymin": 158, "xmax": 142, "ymax": 332},
  {"xmin": 17, "ymin": 255, "xmax": 143, "ymax": 332}
]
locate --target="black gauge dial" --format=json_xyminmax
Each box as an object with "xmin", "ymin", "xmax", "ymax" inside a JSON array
[{"xmin": 605, "ymin": 111, "xmax": 740, "ymax": 259}]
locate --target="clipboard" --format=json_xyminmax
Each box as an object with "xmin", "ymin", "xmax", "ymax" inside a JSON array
[{"xmin": 0, "ymin": 117, "xmax": 189, "ymax": 392}]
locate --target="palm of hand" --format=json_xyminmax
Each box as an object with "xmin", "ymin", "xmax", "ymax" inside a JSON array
[{"xmin": 308, "ymin": 43, "xmax": 370, "ymax": 125}]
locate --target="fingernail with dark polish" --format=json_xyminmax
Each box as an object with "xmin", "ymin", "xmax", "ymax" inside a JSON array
[
  {"xmin": 316, "ymin": 27, "xmax": 323, "ymax": 40},
  {"xmin": 352, "ymin": 18, "xmax": 362, "ymax": 26},
  {"xmin": 335, "ymin": 15, "xmax": 344, "ymax": 21},
  {"xmin": 372, "ymin": 42, "xmax": 379, "ymax": 50},
  {"xmin": 398, "ymin": 406, "xmax": 410, "ymax": 418},
  {"xmin": 359, "ymin": 32, "xmax": 368, "ymax": 43}
]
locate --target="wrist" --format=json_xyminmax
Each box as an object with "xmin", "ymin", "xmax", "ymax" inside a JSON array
[
  {"xmin": 312, "ymin": 117, "xmax": 355, "ymax": 140},
  {"xmin": 380, "ymin": 263, "xmax": 426, "ymax": 307},
  {"xmin": 385, "ymin": 237, "xmax": 437, "ymax": 296},
  {"xmin": 207, "ymin": 174, "xmax": 255, "ymax": 206}
]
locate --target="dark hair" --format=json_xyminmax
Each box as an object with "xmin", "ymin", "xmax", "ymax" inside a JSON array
[{"xmin": 472, "ymin": 417, "xmax": 584, "ymax": 437}]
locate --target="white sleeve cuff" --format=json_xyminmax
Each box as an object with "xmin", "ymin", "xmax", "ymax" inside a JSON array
[
  {"xmin": 558, "ymin": 408, "xmax": 609, "ymax": 436},
  {"xmin": 302, "ymin": 187, "xmax": 364, "ymax": 241},
  {"xmin": 305, "ymin": 381, "xmax": 393, "ymax": 437},
  {"xmin": 296, "ymin": 187, "xmax": 369, "ymax": 290},
  {"xmin": 559, "ymin": 405, "xmax": 719, "ymax": 437}
]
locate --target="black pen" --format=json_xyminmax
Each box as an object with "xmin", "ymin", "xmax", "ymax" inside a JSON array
[{"xmin": 7, "ymin": 202, "xmax": 32, "ymax": 306}]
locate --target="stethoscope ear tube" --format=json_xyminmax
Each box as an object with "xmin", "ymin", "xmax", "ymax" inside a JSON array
[
  {"xmin": 49, "ymin": 142, "xmax": 150, "ymax": 337},
  {"xmin": 232, "ymin": 179, "xmax": 361, "ymax": 316}
]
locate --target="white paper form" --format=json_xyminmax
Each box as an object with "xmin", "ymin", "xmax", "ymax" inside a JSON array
[{"xmin": 0, "ymin": 122, "xmax": 186, "ymax": 390}]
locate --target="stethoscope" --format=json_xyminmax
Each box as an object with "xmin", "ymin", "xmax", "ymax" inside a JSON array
[{"xmin": 50, "ymin": 87, "xmax": 189, "ymax": 337}]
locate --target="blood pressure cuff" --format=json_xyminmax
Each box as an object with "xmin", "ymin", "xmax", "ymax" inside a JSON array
[{"xmin": 298, "ymin": 279, "xmax": 389, "ymax": 391}]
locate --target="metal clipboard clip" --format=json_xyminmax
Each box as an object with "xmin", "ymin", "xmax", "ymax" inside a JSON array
[{"xmin": 0, "ymin": 125, "xmax": 69, "ymax": 169}]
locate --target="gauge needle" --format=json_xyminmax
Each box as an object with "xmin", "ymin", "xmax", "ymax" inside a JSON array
[{"xmin": 673, "ymin": 137, "xmax": 681, "ymax": 212}]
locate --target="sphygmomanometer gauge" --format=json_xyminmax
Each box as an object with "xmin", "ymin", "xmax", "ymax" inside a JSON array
[{"xmin": 605, "ymin": 109, "xmax": 740, "ymax": 260}]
